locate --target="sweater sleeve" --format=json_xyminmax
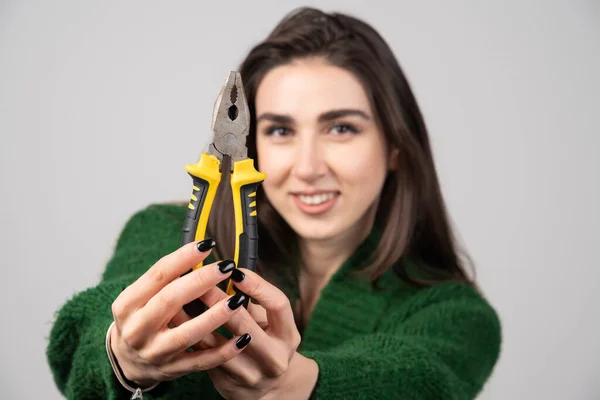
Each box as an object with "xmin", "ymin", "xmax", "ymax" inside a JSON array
[
  {"xmin": 300, "ymin": 283, "xmax": 502, "ymax": 400},
  {"xmin": 45, "ymin": 204, "xmax": 222, "ymax": 399}
]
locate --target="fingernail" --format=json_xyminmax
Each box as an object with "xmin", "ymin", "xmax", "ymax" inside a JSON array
[
  {"xmin": 230, "ymin": 268, "xmax": 245, "ymax": 282},
  {"xmin": 217, "ymin": 260, "xmax": 236, "ymax": 274},
  {"xmin": 226, "ymin": 293, "xmax": 247, "ymax": 311},
  {"xmin": 196, "ymin": 238, "xmax": 216, "ymax": 252},
  {"xmin": 236, "ymin": 333, "xmax": 251, "ymax": 349}
]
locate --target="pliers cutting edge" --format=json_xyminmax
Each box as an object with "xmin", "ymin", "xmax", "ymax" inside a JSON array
[{"xmin": 181, "ymin": 71, "xmax": 266, "ymax": 317}]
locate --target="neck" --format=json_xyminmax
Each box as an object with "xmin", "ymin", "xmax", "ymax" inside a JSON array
[{"xmin": 298, "ymin": 205, "xmax": 377, "ymax": 282}]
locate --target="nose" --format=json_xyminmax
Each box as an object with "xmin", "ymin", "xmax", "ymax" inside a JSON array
[{"xmin": 291, "ymin": 135, "xmax": 327, "ymax": 182}]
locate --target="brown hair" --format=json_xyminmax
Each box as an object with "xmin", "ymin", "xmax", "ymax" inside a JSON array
[{"xmin": 207, "ymin": 7, "xmax": 474, "ymax": 290}]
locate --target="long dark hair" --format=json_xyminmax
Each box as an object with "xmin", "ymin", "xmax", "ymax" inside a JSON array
[{"xmin": 207, "ymin": 7, "xmax": 474, "ymax": 290}]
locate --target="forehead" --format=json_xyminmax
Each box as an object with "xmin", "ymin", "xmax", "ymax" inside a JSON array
[{"xmin": 255, "ymin": 58, "xmax": 372, "ymax": 118}]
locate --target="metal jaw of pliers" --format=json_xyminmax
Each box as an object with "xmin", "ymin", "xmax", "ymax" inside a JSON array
[{"xmin": 181, "ymin": 72, "xmax": 266, "ymax": 318}]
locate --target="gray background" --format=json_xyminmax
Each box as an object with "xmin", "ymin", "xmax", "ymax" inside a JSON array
[{"xmin": 1, "ymin": 1, "xmax": 599, "ymax": 398}]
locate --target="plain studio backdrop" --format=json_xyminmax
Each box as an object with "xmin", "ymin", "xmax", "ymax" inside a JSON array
[{"xmin": 1, "ymin": 1, "xmax": 599, "ymax": 399}]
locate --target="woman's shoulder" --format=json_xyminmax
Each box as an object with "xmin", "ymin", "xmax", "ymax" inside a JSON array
[
  {"xmin": 112, "ymin": 202, "xmax": 189, "ymax": 249},
  {"xmin": 126, "ymin": 202, "xmax": 188, "ymax": 219},
  {"xmin": 401, "ymin": 279, "xmax": 495, "ymax": 313},
  {"xmin": 379, "ymin": 257, "xmax": 496, "ymax": 314},
  {"xmin": 383, "ymin": 275, "xmax": 501, "ymax": 336},
  {"xmin": 119, "ymin": 202, "xmax": 188, "ymax": 230}
]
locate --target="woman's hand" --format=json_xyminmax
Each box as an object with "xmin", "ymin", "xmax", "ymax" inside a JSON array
[
  {"xmin": 108, "ymin": 239, "xmax": 252, "ymax": 388},
  {"xmin": 170, "ymin": 268, "xmax": 319, "ymax": 400}
]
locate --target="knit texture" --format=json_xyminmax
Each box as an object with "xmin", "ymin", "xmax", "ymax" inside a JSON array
[{"xmin": 46, "ymin": 203, "xmax": 501, "ymax": 399}]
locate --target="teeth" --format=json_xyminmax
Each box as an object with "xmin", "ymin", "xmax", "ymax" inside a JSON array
[{"xmin": 298, "ymin": 192, "xmax": 336, "ymax": 205}]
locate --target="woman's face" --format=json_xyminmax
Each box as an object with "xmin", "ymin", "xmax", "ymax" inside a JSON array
[{"xmin": 255, "ymin": 58, "xmax": 394, "ymax": 242}]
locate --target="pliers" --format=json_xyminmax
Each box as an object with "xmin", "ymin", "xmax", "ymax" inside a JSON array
[{"xmin": 181, "ymin": 71, "xmax": 266, "ymax": 317}]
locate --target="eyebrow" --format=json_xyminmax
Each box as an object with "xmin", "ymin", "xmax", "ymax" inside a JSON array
[{"xmin": 256, "ymin": 108, "xmax": 371, "ymax": 124}]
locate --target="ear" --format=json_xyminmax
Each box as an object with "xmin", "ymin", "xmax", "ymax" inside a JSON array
[{"xmin": 387, "ymin": 147, "xmax": 400, "ymax": 171}]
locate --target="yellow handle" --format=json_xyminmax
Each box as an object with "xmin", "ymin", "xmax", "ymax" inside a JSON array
[
  {"xmin": 183, "ymin": 152, "xmax": 222, "ymax": 271},
  {"xmin": 226, "ymin": 158, "xmax": 266, "ymax": 295}
]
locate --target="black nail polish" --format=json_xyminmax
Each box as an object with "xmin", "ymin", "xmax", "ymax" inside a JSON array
[
  {"xmin": 196, "ymin": 238, "xmax": 216, "ymax": 252},
  {"xmin": 236, "ymin": 333, "xmax": 251, "ymax": 349},
  {"xmin": 217, "ymin": 260, "xmax": 236, "ymax": 274},
  {"xmin": 230, "ymin": 268, "xmax": 245, "ymax": 282},
  {"xmin": 227, "ymin": 293, "xmax": 247, "ymax": 311}
]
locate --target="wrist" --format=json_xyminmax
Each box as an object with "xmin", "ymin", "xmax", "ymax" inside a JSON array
[
  {"xmin": 261, "ymin": 353, "xmax": 318, "ymax": 400},
  {"xmin": 106, "ymin": 321, "xmax": 160, "ymax": 394}
]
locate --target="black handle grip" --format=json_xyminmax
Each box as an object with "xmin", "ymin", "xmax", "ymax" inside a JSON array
[
  {"xmin": 182, "ymin": 175, "xmax": 210, "ymax": 246},
  {"xmin": 237, "ymin": 182, "xmax": 261, "ymax": 272},
  {"xmin": 181, "ymin": 175, "xmax": 211, "ymax": 318},
  {"xmin": 236, "ymin": 182, "xmax": 262, "ymax": 309}
]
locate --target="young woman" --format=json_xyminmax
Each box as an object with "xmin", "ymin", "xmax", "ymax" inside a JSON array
[{"xmin": 47, "ymin": 7, "xmax": 501, "ymax": 400}]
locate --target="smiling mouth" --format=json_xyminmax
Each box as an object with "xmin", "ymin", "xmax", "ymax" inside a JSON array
[{"xmin": 294, "ymin": 192, "xmax": 339, "ymax": 205}]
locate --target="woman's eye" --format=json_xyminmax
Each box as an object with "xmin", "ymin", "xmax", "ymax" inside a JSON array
[
  {"xmin": 330, "ymin": 124, "xmax": 359, "ymax": 135},
  {"xmin": 265, "ymin": 126, "xmax": 292, "ymax": 137}
]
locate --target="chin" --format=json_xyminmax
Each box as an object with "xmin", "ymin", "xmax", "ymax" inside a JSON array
[{"xmin": 287, "ymin": 218, "xmax": 344, "ymax": 241}]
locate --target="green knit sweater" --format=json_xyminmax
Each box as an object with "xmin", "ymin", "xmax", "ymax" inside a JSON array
[{"xmin": 46, "ymin": 203, "xmax": 501, "ymax": 399}]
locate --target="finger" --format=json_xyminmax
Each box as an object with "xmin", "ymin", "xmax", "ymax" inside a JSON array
[
  {"xmin": 169, "ymin": 292, "xmax": 263, "ymax": 380},
  {"xmin": 169, "ymin": 308, "xmax": 260, "ymax": 384},
  {"xmin": 113, "ymin": 239, "xmax": 216, "ymax": 320},
  {"xmin": 247, "ymin": 302, "xmax": 269, "ymax": 330},
  {"xmin": 169, "ymin": 309, "xmax": 226, "ymax": 350},
  {"xmin": 162, "ymin": 333, "xmax": 252, "ymax": 378},
  {"xmin": 199, "ymin": 286, "xmax": 288, "ymax": 376},
  {"xmin": 151, "ymin": 292, "xmax": 247, "ymax": 356},
  {"xmin": 209, "ymin": 360, "xmax": 267, "ymax": 389},
  {"xmin": 165, "ymin": 308, "xmax": 256, "ymax": 380},
  {"xmin": 173, "ymin": 289, "xmax": 270, "ymax": 383},
  {"xmin": 182, "ymin": 293, "xmax": 269, "ymax": 330},
  {"xmin": 188, "ymin": 333, "xmax": 258, "ymax": 381},
  {"xmin": 199, "ymin": 287, "xmax": 269, "ymax": 340},
  {"xmin": 168, "ymin": 308, "xmax": 191, "ymax": 329},
  {"xmin": 190, "ymin": 293, "xmax": 269, "ymax": 330},
  {"xmin": 230, "ymin": 268, "xmax": 296, "ymax": 340},
  {"xmin": 131, "ymin": 259, "xmax": 236, "ymax": 334}
]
